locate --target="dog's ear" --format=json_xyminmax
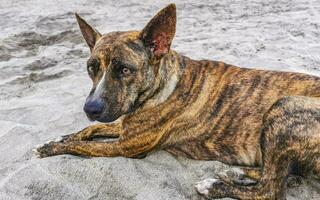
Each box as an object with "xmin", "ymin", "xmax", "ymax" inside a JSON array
[
  {"xmin": 139, "ymin": 4, "xmax": 176, "ymax": 59},
  {"xmin": 75, "ymin": 13, "xmax": 101, "ymax": 52}
]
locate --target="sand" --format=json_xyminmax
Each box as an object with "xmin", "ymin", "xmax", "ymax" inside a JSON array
[{"xmin": 0, "ymin": 0, "xmax": 320, "ymax": 199}]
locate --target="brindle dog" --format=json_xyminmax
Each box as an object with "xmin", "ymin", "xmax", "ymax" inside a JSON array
[{"xmin": 35, "ymin": 4, "xmax": 320, "ymax": 200}]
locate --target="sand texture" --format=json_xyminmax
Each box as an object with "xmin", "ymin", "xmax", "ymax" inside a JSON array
[{"xmin": 0, "ymin": 0, "xmax": 320, "ymax": 199}]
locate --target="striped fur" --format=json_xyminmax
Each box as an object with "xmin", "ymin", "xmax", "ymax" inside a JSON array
[{"xmin": 35, "ymin": 4, "xmax": 320, "ymax": 200}]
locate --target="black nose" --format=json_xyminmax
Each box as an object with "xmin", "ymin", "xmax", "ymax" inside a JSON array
[{"xmin": 83, "ymin": 98, "xmax": 105, "ymax": 119}]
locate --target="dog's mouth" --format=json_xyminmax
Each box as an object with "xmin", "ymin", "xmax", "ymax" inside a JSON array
[
  {"xmin": 83, "ymin": 96, "xmax": 131, "ymax": 123},
  {"xmin": 83, "ymin": 97, "xmax": 120, "ymax": 123},
  {"xmin": 85, "ymin": 112, "xmax": 99, "ymax": 122},
  {"xmin": 85, "ymin": 110, "xmax": 121, "ymax": 123}
]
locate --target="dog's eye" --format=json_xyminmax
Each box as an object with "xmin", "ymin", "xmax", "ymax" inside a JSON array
[
  {"xmin": 87, "ymin": 65, "xmax": 97, "ymax": 77},
  {"xmin": 121, "ymin": 67, "xmax": 131, "ymax": 75},
  {"xmin": 111, "ymin": 59, "xmax": 134, "ymax": 78},
  {"xmin": 87, "ymin": 58, "xmax": 100, "ymax": 76},
  {"xmin": 88, "ymin": 66, "xmax": 95, "ymax": 74}
]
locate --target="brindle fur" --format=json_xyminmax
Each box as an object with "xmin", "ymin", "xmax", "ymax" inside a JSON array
[{"xmin": 35, "ymin": 4, "xmax": 320, "ymax": 200}]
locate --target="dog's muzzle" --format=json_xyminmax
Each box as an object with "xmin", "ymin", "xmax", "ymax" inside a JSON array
[{"xmin": 83, "ymin": 98, "xmax": 105, "ymax": 121}]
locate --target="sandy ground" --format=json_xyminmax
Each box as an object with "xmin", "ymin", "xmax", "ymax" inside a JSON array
[{"xmin": 0, "ymin": 0, "xmax": 320, "ymax": 199}]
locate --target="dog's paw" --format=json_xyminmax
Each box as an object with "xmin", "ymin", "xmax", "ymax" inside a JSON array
[
  {"xmin": 195, "ymin": 178, "xmax": 221, "ymax": 196},
  {"xmin": 216, "ymin": 168, "xmax": 257, "ymax": 186},
  {"xmin": 287, "ymin": 176, "xmax": 302, "ymax": 187},
  {"xmin": 218, "ymin": 168, "xmax": 245, "ymax": 180},
  {"xmin": 32, "ymin": 144, "xmax": 44, "ymax": 158},
  {"xmin": 32, "ymin": 141, "xmax": 57, "ymax": 158}
]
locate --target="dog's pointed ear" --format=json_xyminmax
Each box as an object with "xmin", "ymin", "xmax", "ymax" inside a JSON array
[
  {"xmin": 75, "ymin": 13, "xmax": 102, "ymax": 52},
  {"xmin": 139, "ymin": 4, "xmax": 176, "ymax": 59}
]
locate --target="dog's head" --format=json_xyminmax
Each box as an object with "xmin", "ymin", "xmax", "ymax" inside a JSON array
[{"xmin": 76, "ymin": 4, "xmax": 176, "ymax": 122}]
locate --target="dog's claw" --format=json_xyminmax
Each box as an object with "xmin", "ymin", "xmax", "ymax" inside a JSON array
[
  {"xmin": 44, "ymin": 140, "xmax": 54, "ymax": 145},
  {"xmin": 54, "ymin": 136, "xmax": 64, "ymax": 142},
  {"xmin": 35, "ymin": 144, "xmax": 44, "ymax": 149},
  {"xmin": 32, "ymin": 147, "xmax": 41, "ymax": 158},
  {"xmin": 33, "ymin": 143, "xmax": 46, "ymax": 158},
  {"xmin": 195, "ymin": 178, "xmax": 221, "ymax": 196}
]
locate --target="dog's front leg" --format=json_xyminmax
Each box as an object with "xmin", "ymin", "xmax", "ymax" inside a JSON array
[
  {"xmin": 58, "ymin": 123, "xmax": 123, "ymax": 142},
  {"xmin": 35, "ymin": 134, "xmax": 157, "ymax": 158}
]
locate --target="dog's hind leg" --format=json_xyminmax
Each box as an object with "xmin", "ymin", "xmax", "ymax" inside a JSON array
[
  {"xmin": 196, "ymin": 97, "xmax": 320, "ymax": 200},
  {"xmin": 196, "ymin": 123, "xmax": 293, "ymax": 200},
  {"xmin": 241, "ymin": 167, "xmax": 261, "ymax": 180},
  {"xmin": 57, "ymin": 123, "xmax": 123, "ymax": 142},
  {"xmin": 219, "ymin": 165, "xmax": 302, "ymax": 187},
  {"xmin": 214, "ymin": 167, "xmax": 261, "ymax": 186}
]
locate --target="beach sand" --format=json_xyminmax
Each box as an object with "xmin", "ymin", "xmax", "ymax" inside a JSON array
[{"xmin": 0, "ymin": 0, "xmax": 320, "ymax": 199}]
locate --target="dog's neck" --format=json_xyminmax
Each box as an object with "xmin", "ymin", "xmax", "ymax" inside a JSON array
[
  {"xmin": 123, "ymin": 51, "xmax": 200, "ymax": 133},
  {"xmin": 130, "ymin": 50, "xmax": 183, "ymax": 115},
  {"xmin": 139, "ymin": 51, "xmax": 181, "ymax": 109}
]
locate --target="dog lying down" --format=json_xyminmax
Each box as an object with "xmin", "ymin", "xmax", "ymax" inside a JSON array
[{"xmin": 35, "ymin": 4, "xmax": 320, "ymax": 200}]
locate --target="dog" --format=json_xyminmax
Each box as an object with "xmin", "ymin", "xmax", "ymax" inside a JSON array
[{"xmin": 35, "ymin": 4, "xmax": 320, "ymax": 200}]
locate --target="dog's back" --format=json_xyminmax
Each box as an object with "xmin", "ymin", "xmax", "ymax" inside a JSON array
[{"xmin": 127, "ymin": 55, "xmax": 320, "ymax": 166}]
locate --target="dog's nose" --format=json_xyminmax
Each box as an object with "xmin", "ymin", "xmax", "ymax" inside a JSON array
[{"xmin": 83, "ymin": 99, "xmax": 105, "ymax": 119}]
